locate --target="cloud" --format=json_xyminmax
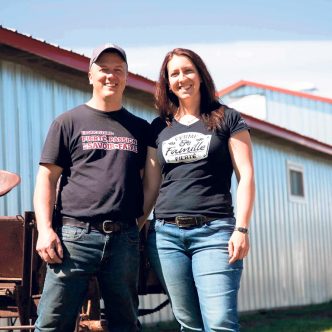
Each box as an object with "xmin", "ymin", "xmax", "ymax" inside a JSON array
[{"xmin": 76, "ymin": 41, "xmax": 332, "ymax": 98}]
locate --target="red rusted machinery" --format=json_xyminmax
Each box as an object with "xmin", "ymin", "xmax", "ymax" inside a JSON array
[
  {"xmin": 0, "ymin": 211, "xmax": 41, "ymax": 331},
  {"xmin": 0, "ymin": 170, "xmax": 166, "ymax": 332},
  {"xmin": 0, "ymin": 170, "xmax": 21, "ymax": 197}
]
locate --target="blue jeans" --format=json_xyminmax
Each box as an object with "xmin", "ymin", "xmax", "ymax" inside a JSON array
[
  {"xmin": 147, "ymin": 218, "xmax": 243, "ymax": 332},
  {"xmin": 35, "ymin": 223, "xmax": 141, "ymax": 332}
]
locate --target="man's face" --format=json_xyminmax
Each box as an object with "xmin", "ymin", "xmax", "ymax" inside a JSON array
[{"xmin": 88, "ymin": 52, "xmax": 128, "ymax": 101}]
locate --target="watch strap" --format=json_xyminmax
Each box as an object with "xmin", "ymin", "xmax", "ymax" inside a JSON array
[{"xmin": 234, "ymin": 226, "xmax": 249, "ymax": 234}]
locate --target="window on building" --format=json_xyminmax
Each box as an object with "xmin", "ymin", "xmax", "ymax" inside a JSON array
[
  {"xmin": 287, "ymin": 162, "xmax": 305, "ymax": 201},
  {"xmin": 289, "ymin": 169, "xmax": 304, "ymax": 196}
]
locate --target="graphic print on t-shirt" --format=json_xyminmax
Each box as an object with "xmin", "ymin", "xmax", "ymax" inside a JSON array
[
  {"xmin": 162, "ymin": 132, "xmax": 211, "ymax": 163},
  {"xmin": 81, "ymin": 130, "xmax": 138, "ymax": 153}
]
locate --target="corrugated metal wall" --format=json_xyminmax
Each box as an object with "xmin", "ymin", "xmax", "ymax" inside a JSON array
[
  {"xmin": 0, "ymin": 57, "xmax": 171, "ymax": 325},
  {"xmin": 141, "ymin": 133, "xmax": 332, "ymax": 321},
  {"xmin": 0, "ymin": 59, "xmax": 155, "ymax": 216},
  {"xmin": 1, "ymin": 56, "xmax": 332, "ymax": 326},
  {"xmin": 237, "ymin": 136, "xmax": 332, "ymax": 312},
  {"xmin": 222, "ymin": 86, "xmax": 332, "ymax": 145},
  {"xmin": 139, "ymin": 294, "xmax": 174, "ymax": 325},
  {"xmin": 0, "ymin": 59, "xmax": 91, "ymax": 215}
]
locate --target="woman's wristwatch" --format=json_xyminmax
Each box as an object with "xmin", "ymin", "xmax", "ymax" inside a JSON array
[{"xmin": 234, "ymin": 226, "xmax": 248, "ymax": 234}]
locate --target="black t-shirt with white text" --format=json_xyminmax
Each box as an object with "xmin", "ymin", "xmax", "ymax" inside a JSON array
[
  {"xmin": 40, "ymin": 104, "xmax": 150, "ymax": 223},
  {"xmin": 150, "ymin": 107, "xmax": 249, "ymax": 219}
]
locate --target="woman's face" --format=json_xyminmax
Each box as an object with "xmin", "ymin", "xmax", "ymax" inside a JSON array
[{"xmin": 167, "ymin": 55, "xmax": 201, "ymax": 102}]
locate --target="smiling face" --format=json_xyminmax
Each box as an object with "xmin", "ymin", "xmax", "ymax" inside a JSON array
[
  {"xmin": 88, "ymin": 52, "xmax": 128, "ymax": 103},
  {"xmin": 167, "ymin": 54, "xmax": 201, "ymax": 104}
]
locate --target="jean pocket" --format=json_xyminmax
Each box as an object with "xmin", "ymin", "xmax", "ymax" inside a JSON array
[
  {"xmin": 153, "ymin": 219, "xmax": 164, "ymax": 231},
  {"xmin": 124, "ymin": 226, "xmax": 140, "ymax": 245},
  {"xmin": 204, "ymin": 218, "xmax": 235, "ymax": 232},
  {"xmin": 57, "ymin": 225, "xmax": 87, "ymax": 241}
]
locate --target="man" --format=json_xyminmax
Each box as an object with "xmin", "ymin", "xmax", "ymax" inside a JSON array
[{"xmin": 34, "ymin": 44, "xmax": 149, "ymax": 331}]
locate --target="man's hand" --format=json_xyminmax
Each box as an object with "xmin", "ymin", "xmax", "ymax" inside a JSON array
[
  {"xmin": 228, "ymin": 231, "xmax": 249, "ymax": 264},
  {"xmin": 137, "ymin": 217, "xmax": 147, "ymax": 232},
  {"xmin": 36, "ymin": 227, "xmax": 63, "ymax": 264}
]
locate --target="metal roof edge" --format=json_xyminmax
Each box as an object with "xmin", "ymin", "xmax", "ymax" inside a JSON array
[
  {"xmin": 243, "ymin": 113, "xmax": 332, "ymax": 156},
  {"xmin": 0, "ymin": 26, "xmax": 331, "ymax": 156},
  {"xmin": 0, "ymin": 26, "xmax": 155, "ymax": 94},
  {"xmin": 218, "ymin": 80, "xmax": 332, "ymax": 104}
]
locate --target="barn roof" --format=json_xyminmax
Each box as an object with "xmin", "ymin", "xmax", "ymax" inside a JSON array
[
  {"xmin": 0, "ymin": 26, "xmax": 155, "ymax": 94},
  {"xmin": 1, "ymin": 26, "xmax": 331, "ymax": 156}
]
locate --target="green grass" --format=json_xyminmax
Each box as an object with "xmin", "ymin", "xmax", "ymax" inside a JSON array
[
  {"xmin": 143, "ymin": 301, "xmax": 332, "ymax": 332},
  {"xmin": 240, "ymin": 301, "xmax": 332, "ymax": 332}
]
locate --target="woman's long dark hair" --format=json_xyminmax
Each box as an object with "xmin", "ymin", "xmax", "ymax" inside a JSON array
[{"xmin": 155, "ymin": 48, "xmax": 224, "ymax": 130}]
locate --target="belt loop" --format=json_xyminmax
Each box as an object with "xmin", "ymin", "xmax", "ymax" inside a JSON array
[{"xmin": 85, "ymin": 222, "xmax": 91, "ymax": 233}]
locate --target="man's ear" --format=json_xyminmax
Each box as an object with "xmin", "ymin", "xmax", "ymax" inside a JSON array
[{"xmin": 88, "ymin": 72, "xmax": 93, "ymax": 85}]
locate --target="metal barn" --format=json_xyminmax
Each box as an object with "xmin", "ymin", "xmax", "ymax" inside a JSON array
[
  {"xmin": 219, "ymin": 80, "xmax": 332, "ymax": 145},
  {"xmin": 1, "ymin": 26, "xmax": 332, "ymax": 327},
  {"xmin": 219, "ymin": 82, "xmax": 332, "ymax": 311}
]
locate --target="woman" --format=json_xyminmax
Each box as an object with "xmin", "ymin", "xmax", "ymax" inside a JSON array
[{"xmin": 140, "ymin": 48, "xmax": 255, "ymax": 331}]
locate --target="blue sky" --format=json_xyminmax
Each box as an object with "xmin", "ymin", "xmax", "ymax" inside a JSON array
[{"xmin": 2, "ymin": 0, "xmax": 332, "ymax": 97}]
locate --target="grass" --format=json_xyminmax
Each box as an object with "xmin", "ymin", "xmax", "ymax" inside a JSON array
[{"xmin": 142, "ymin": 301, "xmax": 332, "ymax": 332}]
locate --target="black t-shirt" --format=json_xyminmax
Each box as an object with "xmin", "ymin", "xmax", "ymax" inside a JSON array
[
  {"xmin": 40, "ymin": 104, "xmax": 150, "ymax": 222},
  {"xmin": 150, "ymin": 107, "xmax": 249, "ymax": 219}
]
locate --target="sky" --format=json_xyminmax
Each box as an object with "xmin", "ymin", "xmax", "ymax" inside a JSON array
[{"xmin": 1, "ymin": 0, "xmax": 332, "ymax": 98}]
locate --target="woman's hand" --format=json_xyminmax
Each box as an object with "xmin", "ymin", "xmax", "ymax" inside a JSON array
[{"xmin": 228, "ymin": 231, "xmax": 250, "ymax": 264}]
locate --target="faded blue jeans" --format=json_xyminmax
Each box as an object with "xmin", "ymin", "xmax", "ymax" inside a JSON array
[
  {"xmin": 147, "ymin": 218, "xmax": 243, "ymax": 332},
  {"xmin": 35, "ymin": 223, "xmax": 141, "ymax": 332}
]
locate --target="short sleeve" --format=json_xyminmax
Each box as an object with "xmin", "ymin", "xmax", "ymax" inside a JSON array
[
  {"xmin": 224, "ymin": 107, "xmax": 250, "ymax": 136},
  {"xmin": 40, "ymin": 119, "xmax": 71, "ymax": 168},
  {"xmin": 137, "ymin": 119, "xmax": 151, "ymax": 169},
  {"xmin": 149, "ymin": 117, "xmax": 167, "ymax": 148}
]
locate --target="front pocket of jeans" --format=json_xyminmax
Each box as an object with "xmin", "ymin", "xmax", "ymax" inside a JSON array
[
  {"xmin": 57, "ymin": 225, "xmax": 86, "ymax": 241},
  {"xmin": 125, "ymin": 227, "xmax": 140, "ymax": 245},
  {"xmin": 204, "ymin": 218, "xmax": 235, "ymax": 232},
  {"xmin": 154, "ymin": 219, "xmax": 163, "ymax": 231}
]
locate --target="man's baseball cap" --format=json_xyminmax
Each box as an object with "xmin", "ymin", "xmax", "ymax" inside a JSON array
[{"xmin": 89, "ymin": 43, "xmax": 127, "ymax": 68}]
